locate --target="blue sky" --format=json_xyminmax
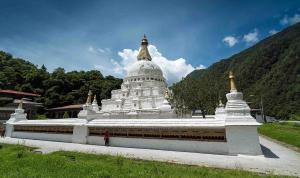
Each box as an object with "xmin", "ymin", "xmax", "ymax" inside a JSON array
[{"xmin": 0, "ymin": 0, "xmax": 299, "ymax": 84}]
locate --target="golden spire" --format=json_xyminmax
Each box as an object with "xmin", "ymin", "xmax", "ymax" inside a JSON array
[
  {"xmin": 92, "ymin": 95, "xmax": 97, "ymax": 104},
  {"xmin": 18, "ymin": 98, "xmax": 23, "ymax": 109},
  {"xmin": 164, "ymin": 88, "xmax": 169, "ymax": 99},
  {"xmin": 86, "ymin": 90, "xmax": 92, "ymax": 104},
  {"xmin": 219, "ymin": 99, "xmax": 224, "ymax": 107},
  {"xmin": 229, "ymin": 71, "xmax": 237, "ymax": 91},
  {"xmin": 137, "ymin": 34, "xmax": 152, "ymax": 61}
]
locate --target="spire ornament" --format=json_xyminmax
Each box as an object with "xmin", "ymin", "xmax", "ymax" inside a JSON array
[
  {"xmin": 229, "ymin": 71, "xmax": 237, "ymax": 92},
  {"xmin": 218, "ymin": 99, "xmax": 224, "ymax": 107},
  {"xmin": 18, "ymin": 98, "xmax": 24, "ymax": 109},
  {"xmin": 86, "ymin": 90, "xmax": 92, "ymax": 105},
  {"xmin": 137, "ymin": 34, "xmax": 152, "ymax": 61},
  {"xmin": 164, "ymin": 88, "xmax": 169, "ymax": 99},
  {"xmin": 92, "ymin": 95, "xmax": 97, "ymax": 104}
]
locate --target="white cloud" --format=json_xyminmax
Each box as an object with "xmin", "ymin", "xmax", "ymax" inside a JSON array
[
  {"xmin": 269, "ymin": 29, "xmax": 278, "ymax": 35},
  {"xmin": 222, "ymin": 36, "xmax": 238, "ymax": 47},
  {"xmin": 243, "ymin": 29, "xmax": 259, "ymax": 43},
  {"xmin": 114, "ymin": 45, "xmax": 206, "ymax": 84},
  {"xmin": 88, "ymin": 46, "xmax": 111, "ymax": 54},
  {"xmin": 280, "ymin": 14, "xmax": 300, "ymax": 25},
  {"xmin": 196, "ymin": 64, "xmax": 206, "ymax": 70},
  {"xmin": 110, "ymin": 59, "xmax": 124, "ymax": 75},
  {"xmin": 88, "ymin": 46, "xmax": 95, "ymax": 53}
]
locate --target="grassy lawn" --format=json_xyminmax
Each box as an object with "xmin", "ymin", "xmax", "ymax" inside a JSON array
[
  {"xmin": 258, "ymin": 122, "xmax": 300, "ymax": 148},
  {"xmin": 0, "ymin": 144, "xmax": 288, "ymax": 178}
]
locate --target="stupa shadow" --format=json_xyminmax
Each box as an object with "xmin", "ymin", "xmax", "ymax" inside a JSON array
[{"xmin": 261, "ymin": 145, "xmax": 279, "ymax": 158}]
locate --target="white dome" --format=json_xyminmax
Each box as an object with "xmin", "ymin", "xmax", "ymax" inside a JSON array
[{"xmin": 126, "ymin": 60, "xmax": 163, "ymax": 77}]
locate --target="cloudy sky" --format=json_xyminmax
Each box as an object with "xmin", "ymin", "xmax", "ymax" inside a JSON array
[{"xmin": 0, "ymin": 0, "xmax": 299, "ymax": 84}]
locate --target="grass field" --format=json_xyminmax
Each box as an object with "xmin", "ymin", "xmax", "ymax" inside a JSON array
[
  {"xmin": 258, "ymin": 122, "xmax": 300, "ymax": 148},
  {"xmin": 0, "ymin": 143, "xmax": 288, "ymax": 178}
]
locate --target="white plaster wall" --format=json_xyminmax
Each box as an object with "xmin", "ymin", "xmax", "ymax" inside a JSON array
[
  {"xmin": 143, "ymin": 89, "xmax": 150, "ymax": 96},
  {"xmin": 87, "ymin": 136, "xmax": 105, "ymax": 145},
  {"xmin": 87, "ymin": 136, "xmax": 228, "ymax": 154},
  {"xmin": 12, "ymin": 132, "xmax": 72, "ymax": 142},
  {"xmin": 152, "ymin": 88, "xmax": 159, "ymax": 95},
  {"xmin": 226, "ymin": 125, "xmax": 262, "ymax": 155},
  {"xmin": 141, "ymin": 100, "xmax": 152, "ymax": 109},
  {"xmin": 72, "ymin": 126, "xmax": 88, "ymax": 144}
]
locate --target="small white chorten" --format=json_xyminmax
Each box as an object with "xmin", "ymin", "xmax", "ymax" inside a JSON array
[
  {"xmin": 78, "ymin": 90, "xmax": 96, "ymax": 120},
  {"xmin": 92, "ymin": 95, "xmax": 100, "ymax": 112},
  {"xmin": 224, "ymin": 71, "xmax": 262, "ymax": 155},
  {"xmin": 215, "ymin": 99, "xmax": 225, "ymax": 119}
]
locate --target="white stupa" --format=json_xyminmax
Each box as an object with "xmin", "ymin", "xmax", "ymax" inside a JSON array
[{"xmin": 98, "ymin": 35, "xmax": 175, "ymax": 119}]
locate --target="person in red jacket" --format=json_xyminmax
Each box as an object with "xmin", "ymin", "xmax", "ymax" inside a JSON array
[{"xmin": 104, "ymin": 130, "xmax": 110, "ymax": 146}]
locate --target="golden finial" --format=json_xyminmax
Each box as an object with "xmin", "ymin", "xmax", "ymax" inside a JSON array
[
  {"xmin": 137, "ymin": 34, "xmax": 152, "ymax": 61},
  {"xmin": 86, "ymin": 90, "xmax": 92, "ymax": 104},
  {"xmin": 219, "ymin": 99, "xmax": 224, "ymax": 107},
  {"xmin": 141, "ymin": 34, "xmax": 149, "ymax": 46},
  {"xmin": 164, "ymin": 88, "xmax": 169, "ymax": 99},
  {"xmin": 18, "ymin": 98, "xmax": 23, "ymax": 109},
  {"xmin": 93, "ymin": 95, "xmax": 97, "ymax": 104},
  {"xmin": 229, "ymin": 71, "xmax": 237, "ymax": 91}
]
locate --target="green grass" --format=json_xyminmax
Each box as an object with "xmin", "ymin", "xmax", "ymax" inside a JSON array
[
  {"xmin": 0, "ymin": 144, "xmax": 288, "ymax": 178},
  {"xmin": 258, "ymin": 122, "xmax": 300, "ymax": 148}
]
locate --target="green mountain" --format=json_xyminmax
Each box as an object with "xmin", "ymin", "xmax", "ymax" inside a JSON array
[
  {"xmin": 0, "ymin": 51, "xmax": 122, "ymax": 108},
  {"xmin": 176, "ymin": 22, "xmax": 300, "ymax": 119}
]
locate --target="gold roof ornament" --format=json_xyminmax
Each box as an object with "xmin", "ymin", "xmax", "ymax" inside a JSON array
[
  {"xmin": 93, "ymin": 95, "xmax": 97, "ymax": 104},
  {"xmin": 229, "ymin": 71, "xmax": 237, "ymax": 92},
  {"xmin": 86, "ymin": 90, "xmax": 92, "ymax": 104},
  {"xmin": 18, "ymin": 98, "xmax": 23, "ymax": 109},
  {"xmin": 219, "ymin": 99, "xmax": 224, "ymax": 107},
  {"xmin": 137, "ymin": 34, "xmax": 152, "ymax": 61},
  {"xmin": 164, "ymin": 88, "xmax": 169, "ymax": 99}
]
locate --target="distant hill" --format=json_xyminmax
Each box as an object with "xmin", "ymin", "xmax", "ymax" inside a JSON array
[
  {"xmin": 0, "ymin": 51, "xmax": 122, "ymax": 109},
  {"xmin": 178, "ymin": 22, "xmax": 300, "ymax": 119}
]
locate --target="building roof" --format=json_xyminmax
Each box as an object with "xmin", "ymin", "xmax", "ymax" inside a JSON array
[
  {"xmin": 13, "ymin": 99, "xmax": 43, "ymax": 106},
  {"xmin": 0, "ymin": 90, "xmax": 41, "ymax": 97},
  {"xmin": 47, "ymin": 104, "xmax": 83, "ymax": 111},
  {"xmin": 11, "ymin": 118, "xmax": 225, "ymax": 127},
  {"xmin": 0, "ymin": 107, "xmax": 15, "ymax": 111}
]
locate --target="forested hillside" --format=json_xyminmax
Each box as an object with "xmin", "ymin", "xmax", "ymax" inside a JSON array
[
  {"xmin": 173, "ymin": 22, "xmax": 300, "ymax": 119},
  {"xmin": 0, "ymin": 51, "xmax": 122, "ymax": 108}
]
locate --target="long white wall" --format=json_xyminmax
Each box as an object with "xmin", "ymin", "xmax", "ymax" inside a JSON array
[
  {"xmin": 87, "ymin": 136, "xmax": 228, "ymax": 154},
  {"xmin": 12, "ymin": 132, "xmax": 72, "ymax": 143}
]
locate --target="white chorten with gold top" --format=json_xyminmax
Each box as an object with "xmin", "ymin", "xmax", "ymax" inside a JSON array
[{"xmin": 99, "ymin": 35, "xmax": 175, "ymax": 119}]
